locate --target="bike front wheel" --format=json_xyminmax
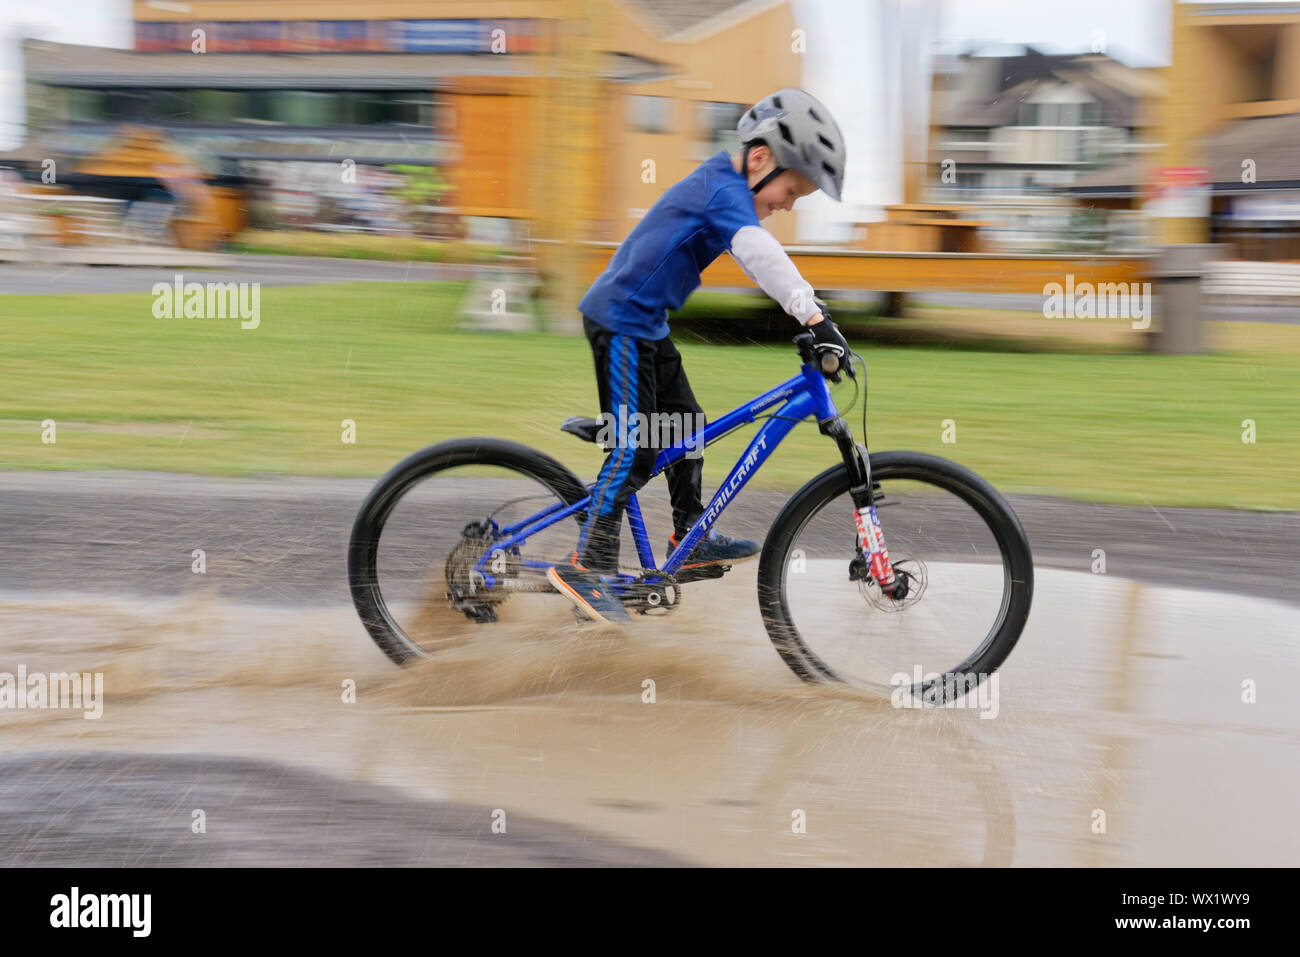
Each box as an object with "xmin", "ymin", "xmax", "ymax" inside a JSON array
[{"xmin": 757, "ymin": 451, "xmax": 1034, "ymax": 701}]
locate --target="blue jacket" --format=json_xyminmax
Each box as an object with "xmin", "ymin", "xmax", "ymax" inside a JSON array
[{"xmin": 579, "ymin": 151, "xmax": 759, "ymax": 341}]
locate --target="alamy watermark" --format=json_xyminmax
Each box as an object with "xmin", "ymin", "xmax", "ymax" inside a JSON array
[
  {"xmin": 891, "ymin": 667, "xmax": 999, "ymax": 718},
  {"xmin": 50, "ymin": 887, "xmax": 150, "ymax": 936},
  {"xmin": 595, "ymin": 405, "xmax": 706, "ymax": 459},
  {"xmin": 152, "ymin": 273, "xmax": 260, "ymax": 329},
  {"xmin": 0, "ymin": 666, "xmax": 104, "ymax": 719},
  {"xmin": 1043, "ymin": 275, "xmax": 1152, "ymax": 330}
]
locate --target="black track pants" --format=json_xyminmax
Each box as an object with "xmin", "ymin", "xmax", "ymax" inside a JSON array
[{"xmin": 576, "ymin": 316, "xmax": 705, "ymax": 573}]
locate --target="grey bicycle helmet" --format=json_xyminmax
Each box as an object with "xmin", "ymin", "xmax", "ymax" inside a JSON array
[{"xmin": 737, "ymin": 88, "xmax": 846, "ymax": 201}]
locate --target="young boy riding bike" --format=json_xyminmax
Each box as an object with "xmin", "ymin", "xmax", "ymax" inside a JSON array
[{"xmin": 548, "ymin": 88, "xmax": 851, "ymax": 624}]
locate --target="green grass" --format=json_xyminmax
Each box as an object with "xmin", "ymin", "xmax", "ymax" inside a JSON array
[{"xmin": 1, "ymin": 282, "xmax": 1296, "ymax": 509}]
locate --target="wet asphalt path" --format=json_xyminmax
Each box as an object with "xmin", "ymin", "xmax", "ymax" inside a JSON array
[
  {"xmin": 0, "ymin": 470, "xmax": 1295, "ymax": 607},
  {"xmin": 0, "ymin": 752, "xmax": 686, "ymax": 867}
]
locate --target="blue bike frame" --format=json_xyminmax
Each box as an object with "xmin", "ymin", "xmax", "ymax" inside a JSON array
[{"xmin": 474, "ymin": 357, "xmax": 842, "ymax": 587}]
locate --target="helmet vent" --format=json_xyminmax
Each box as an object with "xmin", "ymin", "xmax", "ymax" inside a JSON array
[
  {"xmin": 778, "ymin": 121, "xmax": 794, "ymax": 144},
  {"xmin": 808, "ymin": 107, "xmax": 822, "ymax": 123},
  {"xmin": 817, "ymin": 133, "xmax": 834, "ymax": 150},
  {"xmin": 822, "ymin": 161, "xmax": 837, "ymax": 176},
  {"xmin": 773, "ymin": 95, "xmax": 783, "ymax": 109}
]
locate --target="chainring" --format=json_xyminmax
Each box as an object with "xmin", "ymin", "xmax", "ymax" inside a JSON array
[{"xmin": 627, "ymin": 571, "xmax": 682, "ymax": 616}]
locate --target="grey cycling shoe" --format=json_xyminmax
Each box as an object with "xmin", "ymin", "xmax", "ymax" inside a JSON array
[
  {"xmin": 547, "ymin": 560, "xmax": 631, "ymax": 624},
  {"xmin": 665, "ymin": 529, "xmax": 760, "ymax": 581}
]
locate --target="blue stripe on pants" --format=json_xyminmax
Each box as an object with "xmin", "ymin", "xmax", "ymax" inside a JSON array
[{"xmin": 578, "ymin": 335, "xmax": 638, "ymax": 551}]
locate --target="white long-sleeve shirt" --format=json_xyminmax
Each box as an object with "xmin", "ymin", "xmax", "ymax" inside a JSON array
[{"xmin": 728, "ymin": 224, "xmax": 821, "ymax": 325}]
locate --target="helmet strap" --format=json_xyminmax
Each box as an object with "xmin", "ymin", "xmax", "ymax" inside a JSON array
[{"xmin": 743, "ymin": 142, "xmax": 785, "ymax": 196}]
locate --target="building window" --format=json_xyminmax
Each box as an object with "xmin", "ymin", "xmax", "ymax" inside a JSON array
[
  {"xmin": 66, "ymin": 88, "xmax": 103, "ymax": 122},
  {"xmin": 189, "ymin": 89, "xmax": 247, "ymax": 123},
  {"xmin": 696, "ymin": 101, "xmax": 745, "ymax": 156},
  {"xmin": 347, "ymin": 91, "xmax": 429, "ymax": 126},
  {"xmin": 627, "ymin": 95, "xmax": 672, "ymax": 134},
  {"xmin": 267, "ymin": 91, "xmax": 331, "ymax": 125},
  {"xmin": 60, "ymin": 86, "xmax": 432, "ymax": 129},
  {"xmin": 100, "ymin": 89, "xmax": 152, "ymax": 120}
]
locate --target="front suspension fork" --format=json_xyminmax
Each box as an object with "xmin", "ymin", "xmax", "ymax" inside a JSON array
[{"xmin": 820, "ymin": 416, "xmax": 899, "ymax": 595}]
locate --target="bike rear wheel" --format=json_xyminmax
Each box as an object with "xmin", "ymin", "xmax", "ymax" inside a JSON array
[
  {"xmin": 757, "ymin": 451, "xmax": 1034, "ymax": 701},
  {"xmin": 348, "ymin": 438, "xmax": 589, "ymax": 665}
]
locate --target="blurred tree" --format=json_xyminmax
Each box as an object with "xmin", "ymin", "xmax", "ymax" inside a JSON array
[
  {"xmin": 1062, "ymin": 207, "xmax": 1108, "ymax": 253},
  {"xmin": 388, "ymin": 164, "xmax": 454, "ymax": 238}
]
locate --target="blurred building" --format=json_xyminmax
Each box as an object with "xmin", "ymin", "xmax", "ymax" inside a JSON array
[
  {"xmin": 5, "ymin": 0, "xmax": 806, "ymax": 248},
  {"xmin": 931, "ymin": 47, "xmax": 1157, "ymax": 196},
  {"xmin": 1070, "ymin": 2, "xmax": 1300, "ymax": 262},
  {"xmin": 897, "ymin": 45, "xmax": 1159, "ymax": 255}
]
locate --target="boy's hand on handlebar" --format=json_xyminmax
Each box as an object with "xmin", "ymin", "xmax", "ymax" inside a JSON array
[{"xmin": 806, "ymin": 313, "xmax": 850, "ymax": 382}]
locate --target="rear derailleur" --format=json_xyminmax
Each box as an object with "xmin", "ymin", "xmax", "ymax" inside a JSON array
[{"xmin": 445, "ymin": 519, "xmax": 517, "ymax": 624}]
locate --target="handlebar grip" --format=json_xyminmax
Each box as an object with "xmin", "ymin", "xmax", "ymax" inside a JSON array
[{"xmin": 821, "ymin": 352, "xmax": 840, "ymax": 375}]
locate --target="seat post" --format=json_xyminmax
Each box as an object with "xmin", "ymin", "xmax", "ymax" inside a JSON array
[{"xmin": 623, "ymin": 494, "xmax": 657, "ymax": 571}]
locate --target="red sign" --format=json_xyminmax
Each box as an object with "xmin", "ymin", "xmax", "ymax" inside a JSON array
[{"xmin": 1145, "ymin": 166, "xmax": 1211, "ymax": 218}]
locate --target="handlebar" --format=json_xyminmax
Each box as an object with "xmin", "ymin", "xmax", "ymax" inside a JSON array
[{"xmin": 793, "ymin": 331, "xmax": 856, "ymax": 382}]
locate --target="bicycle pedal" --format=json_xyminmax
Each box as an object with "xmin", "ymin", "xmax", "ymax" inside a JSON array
[
  {"xmin": 457, "ymin": 603, "xmax": 499, "ymax": 624},
  {"xmin": 674, "ymin": 563, "xmax": 729, "ymax": 583}
]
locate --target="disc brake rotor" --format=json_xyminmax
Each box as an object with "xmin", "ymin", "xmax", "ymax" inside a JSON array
[{"xmin": 859, "ymin": 555, "xmax": 928, "ymax": 612}]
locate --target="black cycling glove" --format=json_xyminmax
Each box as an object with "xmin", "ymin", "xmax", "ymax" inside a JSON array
[{"xmin": 807, "ymin": 311, "xmax": 850, "ymax": 382}]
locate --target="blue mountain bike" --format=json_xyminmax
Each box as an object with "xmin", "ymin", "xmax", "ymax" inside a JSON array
[{"xmin": 348, "ymin": 333, "xmax": 1034, "ymax": 700}]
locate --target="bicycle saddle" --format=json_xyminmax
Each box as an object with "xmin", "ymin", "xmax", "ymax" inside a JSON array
[{"xmin": 560, "ymin": 416, "xmax": 606, "ymax": 447}]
